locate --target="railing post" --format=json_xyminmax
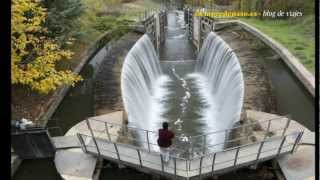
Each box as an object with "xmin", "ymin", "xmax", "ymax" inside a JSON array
[
  {"xmin": 202, "ymin": 135, "xmax": 206, "ymax": 155},
  {"xmin": 190, "ymin": 137, "xmax": 194, "ymax": 158},
  {"xmin": 281, "ymin": 118, "xmax": 291, "ymax": 137},
  {"xmin": 291, "ymin": 131, "xmax": 304, "ymax": 153},
  {"xmin": 199, "ymin": 157, "xmax": 203, "ymax": 179},
  {"xmin": 211, "ymin": 153, "xmax": 216, "ymax": 177},
  {"xmin": 105, "ymin": 122, "xmax": 111, "ymax": 141},
  {"xmin": 137, "ymin": 149, "xmax": 143, "ymax": 167},
  {"xmin": 77, "ymin": 133, "xmax": 88, "ymax": 153},
  {"xmin": 146, "ymin": 130, "xmax": 151, "ymax": 152},
  {"xmin": 277, "ymin": 136, "xmax": 287, "ymax": 157},
  {"xmin": 113, "ymin": 142, "xmax": 120, "ymax": 161},
  {"xmin": 224, "ymin": 129, "xmax": 229, "ymax": 147},
  {"xmin": 233, "ymin": 147, "xmax": 240, "ymax": 166},
  {"xmin": 86, "ymin": 119, "xmax": 101, "ymax": 157},
  {"xmin": 174, "ymin": 157, "xmax": 177, "ymax": 176},
  {"xmin": 255, "ymin": 141, "xmax": 264, "ymax": 167},
  {"xmin": 264, "ymin": 119, "xmax": 272, "ymax": 140},
  {"xmin": 160, "ymin": 154, "xmax": 165, "ymax": 172},
  {"xmin": 185, "ymin": 159, "xmax": 189, "ymax": 177}
]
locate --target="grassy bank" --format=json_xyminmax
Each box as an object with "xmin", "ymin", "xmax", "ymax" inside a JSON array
[
  {"xmin": 238, "ymin": 16, "xmax": 315, "ymax": 74},
  {"xmin": 76, "ymin": 0, "xmax": 161, "ymax": 42}
]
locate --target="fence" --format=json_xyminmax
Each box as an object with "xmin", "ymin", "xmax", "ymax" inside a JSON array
[
  {"xmin": 80, "ymin": 116, "xmax": 294, "ymax": 159},
  {"xmin": 77, "ymin": 129, "xmax": 303, "ymax": 179}
]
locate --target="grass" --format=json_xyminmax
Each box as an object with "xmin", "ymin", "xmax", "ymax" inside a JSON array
[
  {"xmin": 238, "ymin": 16, "xmax": 315, "ymax": 74},
  {"xmin": 76, "ymin": 0, "xmax": 161, "ymax": 42}
]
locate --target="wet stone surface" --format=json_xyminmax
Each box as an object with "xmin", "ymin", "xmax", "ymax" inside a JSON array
[
  {"xmin": 94, "ymin": 32, "xmax": 143, "ymax": 115},
  {"xmin": 216, "ymin": 25, "xmax": 277, "ymax": 113},
  {"xmin": 216, "ymin": 23, "xmax": 314, "ymax": 131}
]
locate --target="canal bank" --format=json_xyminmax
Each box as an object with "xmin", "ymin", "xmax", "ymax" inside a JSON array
[
  {"xmin": 11, "ymin": 9, "xmax": 316, "ymax": 179},
  {"xmin": 214, "ymin": 21, "xmax": 315, "ymax": 131}
]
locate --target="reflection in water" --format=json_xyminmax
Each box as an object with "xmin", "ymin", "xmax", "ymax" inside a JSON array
[{"xmin": 263, "ymin": 57, "xmax": 315, "ymax": 131}]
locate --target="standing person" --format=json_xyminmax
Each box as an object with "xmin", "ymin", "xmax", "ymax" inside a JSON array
[{"xmin": 157, "ymin": 122, "xmax": 175, "ymax": 163}]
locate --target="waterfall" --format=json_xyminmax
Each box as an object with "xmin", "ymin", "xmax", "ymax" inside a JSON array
[
  {"xmin": 190, "ymin": 31, "xmax": 244, "ymax": 152},
  {"xmin": 121, "ymin": 34, "xmax": 169, "ymax": 151},
  {"xmin": 121, "ymin": 32, "xmax": 244, "ymax": 154}
]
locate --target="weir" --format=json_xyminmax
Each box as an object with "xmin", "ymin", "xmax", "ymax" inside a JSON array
[
  {"xmin": 120, "ymin": 34, "xmax": 163, "ymax": 139},
  {"xmin": 50, "ymin": 8, "xmax": 311, "ymax": 180},
  {"xmin": 192, "ymin": 32, "xmax": 244, "ymax": 151},
  {"xmin": 121, "ymin": 30, "xmax": 244, "ymax": 155}
]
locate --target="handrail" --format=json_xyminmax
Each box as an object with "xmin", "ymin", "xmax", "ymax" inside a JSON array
[
  {"xmin": 77, "ymin": 130, "xmax": 303, "ymax": 177},
  {"xmin": 79, "ymin": 130, "xmax": 188, "ymax": 160},
  {"xmin": 87, "ymin": 115, "xmax": 292, "ymax": 157},
  {"xmin": 138, "ymin": 7, "xmax": 167, "ymax": 22},
  {"xmin": 80, "ymin": 118, "xmax": 302, "ymax": 160},
  {"xmin": 189, "ymin": 130, "xmax": 303, "ymax": 161},
  {"xmin": 192, "ymin": 116, "xmax": 288, "ymax": 139},
  {"xmin": 88, "ymin": 115, "xmax": 289, "ymax": 142},
  {"xmin": 190, "ymin": 126, "xmax": 290, "ymax": 153},
  {"xmin": 77, "ymin": 131, "xmax": 300, "ymax": 161}
]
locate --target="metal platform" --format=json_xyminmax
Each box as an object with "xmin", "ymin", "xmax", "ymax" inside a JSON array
[{"xmin": 75, "ymin": 116, "xmax": 304, "ymax": 180}]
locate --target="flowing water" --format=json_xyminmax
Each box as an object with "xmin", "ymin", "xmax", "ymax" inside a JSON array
[
  {"xmin": 13, "ymin": 10, "xmax": 314, "ymax": 180},
  {"xmin": 122, "ymin": 30, "xmax": 244, "ymax": 156},
  {"xmin": 160, "ymin": 10, "xmax": 195, "ymax": 60}
]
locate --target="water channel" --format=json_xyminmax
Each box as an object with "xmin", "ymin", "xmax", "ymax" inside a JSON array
[{"xmin": 13, "ymin": 10, "xmax": 315, "ymax": 180}]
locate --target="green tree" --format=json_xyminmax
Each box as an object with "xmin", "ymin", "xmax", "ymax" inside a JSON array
[{"xmin": 42, "ymin": 0, "xmax": 84, "ymax": 46}]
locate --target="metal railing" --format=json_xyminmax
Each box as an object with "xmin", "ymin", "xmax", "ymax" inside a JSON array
[
  {"xmin": 77, "ymin": 128, "xmax": 303, "ymax": 178},
  {"xmin": 138, "ymin": 7, "xmax": 167, "ymax": 22},
  {"xmin": 83, "ymin": 115, "xmax": 298, "ymax": 159}
]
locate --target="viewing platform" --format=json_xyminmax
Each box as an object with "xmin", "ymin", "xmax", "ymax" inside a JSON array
[{"xmin": 53, "ymin": 110, "xmax": 312, "ymax": 180}]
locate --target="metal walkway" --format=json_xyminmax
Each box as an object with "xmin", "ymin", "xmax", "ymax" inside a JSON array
[{"xmin": 76, "ymin": 117, "xmax": 304, "ymax": 179}]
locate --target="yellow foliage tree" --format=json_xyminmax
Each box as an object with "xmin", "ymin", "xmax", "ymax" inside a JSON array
[{"xmin": 12, "ymin": 0, "xmax": 82, "ymax": 94}]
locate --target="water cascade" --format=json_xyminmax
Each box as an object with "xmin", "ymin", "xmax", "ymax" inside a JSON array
[
  {"xmin": 189, "ymin": 32, "xmax": 244, "ymax": 152},
  {"xmin": 121, "ymin": 32, "xmax": 244, "ymax": 154},
  {"xmin": 121, "ymin": 34, "xmax": 169, "ymax": 150}
]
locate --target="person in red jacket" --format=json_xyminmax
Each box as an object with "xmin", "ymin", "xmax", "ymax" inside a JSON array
[{"xmin": 157, "ymin": 122, "xmax": 175, "ymax": 163}]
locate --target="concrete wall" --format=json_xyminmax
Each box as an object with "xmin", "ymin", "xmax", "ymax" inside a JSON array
[
  {"xmin": 37, "ymin": 31, "xmax": 119, "ymax": 127},
  {"xmin": 142, "ymin": 10, "xmax": 166, "ymax": 54}
]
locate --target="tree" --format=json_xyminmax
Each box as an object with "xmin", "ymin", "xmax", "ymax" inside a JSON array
[
  {"xmin": 12, "ymin": 0, "xmax": 82, "ymax": 94},
  {"xmin": 42, "ymin": 0, "xmax": 84, "ymax": 46}
]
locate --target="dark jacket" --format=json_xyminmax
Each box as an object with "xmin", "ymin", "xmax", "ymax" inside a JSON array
[{"xmin": 157, "ymin": 129, "xmax": 175, "ymax": 148}]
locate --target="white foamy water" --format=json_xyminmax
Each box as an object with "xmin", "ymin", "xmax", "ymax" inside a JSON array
[
  {"xmin": 171, "ymin": 65, "xmax": 191, "ymax": 135},
  {"xmin": 121, "ymin": 34, "xmax": 163, "ymax": 150},
  {"xmin": 121, "ymin": 32, "xmax": 244, "ymax": 153},
  {"xmin": 148, "ymin": 75, "xmax": 172, "ymax": 151},
  {"xmin": 193, "ymin": 32, "xmax": 244, "ymax": 152},
  {"xmin": 176, "ymin": 10, "xmax": 187, "ymax": 28}
]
